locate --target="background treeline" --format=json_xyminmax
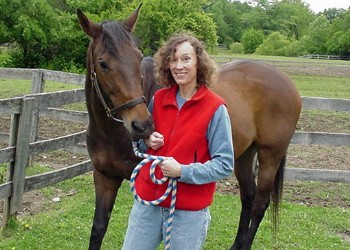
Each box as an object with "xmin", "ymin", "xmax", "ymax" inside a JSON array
[{"xmin": 0, "ymin": 0, "xmax": 349, "ymax": 72}]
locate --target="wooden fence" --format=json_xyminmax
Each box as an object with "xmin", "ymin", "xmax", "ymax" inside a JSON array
[
  {"xmin": 211, "ymin": 55, "xmax": 350, "ymax": 77},
  {"xmin": 0, "ymin": 67, "xmax": 349, "ymax": 229}
]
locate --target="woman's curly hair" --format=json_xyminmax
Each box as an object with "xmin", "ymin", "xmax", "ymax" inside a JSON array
[{"xmin": 153, "ymin": 31, "xmax": 217, "ymax": 87}]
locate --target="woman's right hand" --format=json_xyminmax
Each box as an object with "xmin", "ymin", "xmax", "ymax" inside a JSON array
[{"xmin": 145, "ymin": 131, "xmax": 164, "ymax": 150}]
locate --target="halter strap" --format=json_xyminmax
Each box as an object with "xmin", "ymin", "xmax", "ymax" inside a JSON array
[{"xmin": 89, "ymin": 47, "xmax": 146, "ymax": 123}]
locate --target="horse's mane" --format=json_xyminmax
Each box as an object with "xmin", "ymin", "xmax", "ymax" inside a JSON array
[{"xmin": 101, "ymin": 21, "xmax": 139, "ymax": 54}]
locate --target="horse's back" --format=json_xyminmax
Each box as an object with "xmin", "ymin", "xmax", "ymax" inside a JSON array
[
  {"xmin": 141, "ymin": 56, "xmax": 162, "ymax": 105},
  {"xmin": 212, "ymin": 60, "xmax": 301, "ymax": 158}
]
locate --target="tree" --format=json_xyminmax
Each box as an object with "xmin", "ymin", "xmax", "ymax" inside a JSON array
[
  {"xmin": 229, "ymin": 42, "xmax": 244, "ymax": 54},
  {"xmin": 1, "ymin": 0, "xmax": 348, "ymax": 70},
  {"xmin": 241, "ymin": 28, "xmax": 264, "ymax": 53},
  {"xmin": 299, "ymin": 15, "xmax": 331, "ymax": 55},
  {"xmin": 326, "ymin": 9, "xmax": 350, "ymax": 56},
  {"xmin": 268, "ymin": 0, "xmax": 315, "ymax": 39},
  {"xmin": 135, "ymin": 0, "xmax": 217, "ymax": 55},
  {"xmin": 5, "ymin": 0, "xmax": 63, "ymax": 68},
  {"xmin": 321, "ymin": 8, "xmax": 347, "ymax": 22},
  {"xmin": 205, "ymin": 0, "xmax": 251, "ymax": 48},
  {"xmin": 240, "ymin": 5, "xmax": 270, "ymax": 32},
  {"xmin": 255, "ymin": 31, "xmax": 291, "ymax": 56}
]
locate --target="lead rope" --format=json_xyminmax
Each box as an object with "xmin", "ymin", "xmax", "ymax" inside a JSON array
[{"xmin": 130, "ymin": 142, "xmax": 177, "ymax": 250}]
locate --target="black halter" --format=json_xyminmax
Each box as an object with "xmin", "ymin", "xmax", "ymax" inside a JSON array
[{"xmin": 89, "ymin": 49, "xmax": 146, "ymax": 123}]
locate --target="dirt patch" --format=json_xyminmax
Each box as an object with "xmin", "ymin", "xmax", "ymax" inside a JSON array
[
  {"xmin": 339, "ymin": 230, "xmax": 350, "ymax": 244},
  {"xmin": 287, "ymin": 144, "xmax": 349, "ymax": 170}
]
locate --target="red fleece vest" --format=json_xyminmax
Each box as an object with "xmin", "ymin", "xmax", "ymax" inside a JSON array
[{"xmin": 135, "ymin": 85, "xmax": 225, "ymax": 211}]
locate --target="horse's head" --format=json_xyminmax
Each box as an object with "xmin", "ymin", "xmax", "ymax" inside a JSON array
[{"xmin": 77, "ymin": 5, "xmax": 154, "ymax": 140}]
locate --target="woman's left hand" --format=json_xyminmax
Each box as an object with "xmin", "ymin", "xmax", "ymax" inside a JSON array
[{"xmin": 159, "ymin": 157, "xmax": 181, "ymax": 178}]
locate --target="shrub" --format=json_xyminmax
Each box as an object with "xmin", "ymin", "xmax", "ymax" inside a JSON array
[
  {"xmin": 229, "ymin": 42, "xmax": 244, "ymax": 54},
  {"xmin": 255, "ymin": 31, "xmax": 291, "ymax": 56},
  {"xmin": 241, "ymin": 29, "xmax": 264, "ymax": 54}
]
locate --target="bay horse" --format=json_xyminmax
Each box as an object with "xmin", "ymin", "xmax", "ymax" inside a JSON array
[
  {"xmin": 213, "ymin": 61, "xmax": 301, "ymax": 249},
  {"xmin": 77, "ymin": 6, "xmax": 155, "ymax": 250},
  {"xmin": 77, "ymin": 5, "xmax": 301, "ymax": 250}
]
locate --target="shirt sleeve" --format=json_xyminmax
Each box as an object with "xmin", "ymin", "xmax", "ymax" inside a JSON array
[{"xmin": 178, "ymin": 104, "xmax": 234, "ymax": 184}]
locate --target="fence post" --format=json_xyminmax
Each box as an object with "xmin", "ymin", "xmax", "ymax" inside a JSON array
[
  {"xmin": 9, "ymin": 96, "xmax": 35, "ymax": 215},
  {"xmin": 29, "ymin": 70, "xmax": 45, "ymax": 166},
  {"xmin": 1, "ymin": 113, "xmax": 20, "ymax": 230}
]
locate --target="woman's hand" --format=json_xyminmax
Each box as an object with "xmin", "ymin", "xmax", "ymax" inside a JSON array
[
  {"xmin": 145, "ymin": 131, "xmax": 164, "ymax": 150},
  {"xmin": 159, "ymin": 157, "xmax": 181, "ymax": 178}
]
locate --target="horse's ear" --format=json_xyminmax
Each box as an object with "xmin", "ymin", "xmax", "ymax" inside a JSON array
[
  {"xmin": 123, "ymin": 4, "xmax": 142, "ymax": 33},
  {"xmin": 77, "ymin": 9, "xmax": 101, "ymax": 38}
]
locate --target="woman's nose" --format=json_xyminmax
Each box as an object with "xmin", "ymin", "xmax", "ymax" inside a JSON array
[{"xmin": 175, "ymin": 60, "xmax": 184, "ymax": 68}]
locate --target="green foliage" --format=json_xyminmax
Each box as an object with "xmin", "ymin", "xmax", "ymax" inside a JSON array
[
  {"xmin": 206, "ymin": 0, "xmax": 350, "ymax": 57},
  {"xmin": 241, "ymin": 29, "xmax": 264, "ymax": 54},
  {"xmin": 0, "ymin": 47, "xmax": 11, "ymax": 67},
  {"xmin": 0, "ymin": 164, "xmax": 6, "ymax": 183},
  {"xmin": 9, "ymin": 1, "xmax": 61, "ymax": 67},
  {"xmin": 135, "ymin": 0, "xmax": 217, "ymax": 55},
  {"xmin": 255, "ymin": 31, "xmax": 296, "ymax": 56},
  {"xmin": 299, "ymin": 15, "xmax": 331, "ymax": 54},
  {"xmin": 204, "ymin": 0, "xmax": 247, "ymax": 47},
  {"xmin": 285, "ymin": 39, "xmax": 308, "ymax": 56},
  {"xmin": 268, "ymin": 0, "xmax": 315, "ymax": 39},
  {"xmin": 1, "ymin": 0, "xmax": 350, "ymax": 70},
  {"xmin": 321, "ymin": 7, "xmax": 347, "ymax": 22},
  {"xmin": 326, "ymin": 10, "xmax": 350, "ymax": 56},
  {"xmin": 229, "ymin": 42, "xmax": 244, "ymax": 54}
]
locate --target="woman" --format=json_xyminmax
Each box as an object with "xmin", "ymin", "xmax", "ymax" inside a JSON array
[{"xmin": 122, "ymin": 32, "xmax": 234, "ymax": 250}]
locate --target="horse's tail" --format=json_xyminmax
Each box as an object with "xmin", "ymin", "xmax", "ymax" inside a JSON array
[{"xmin": 271, "ymin": 155, "xmax": 285, "ymax": 236}]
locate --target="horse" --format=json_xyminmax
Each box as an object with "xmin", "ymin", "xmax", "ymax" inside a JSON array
[
  {"xmin": 77, "ymin": 6, "xmax": 302, "ymax": 250},
  {"xmin": 77, "ymin": 5, "xmax": 155, "ymax": 249},
  {"xmin": 213, "ymin": 61, "xmax": 301, "ymax": 249}
]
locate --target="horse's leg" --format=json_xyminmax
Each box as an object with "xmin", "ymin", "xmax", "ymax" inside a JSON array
[
  {"xmin": 89, "ymin": 169, "xmax": 123, "ymax": 250},
  {"xmin": 240, "ymin": 146, "xmax": 286, "ymax": 250},
  {"xmin": 230, "ymin": 145, "xmax": 257, "ymax": 250}
]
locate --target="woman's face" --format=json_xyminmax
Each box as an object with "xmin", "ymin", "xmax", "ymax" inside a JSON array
[{"xmin": 168, "ymin": 41, "xmax": 198, "ymax": 87}]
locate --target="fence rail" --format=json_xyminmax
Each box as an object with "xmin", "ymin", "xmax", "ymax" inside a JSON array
[
  {"xmin": 0, "ymin": 67, "xmax": 349, "ymax": 229},
  {"xmin": 299, "ymin": 54, "xmax": 350, "ymax": 61},
  {"xmin": 211, "ymin": 56, "xmax": 350, "ymax": 77}
]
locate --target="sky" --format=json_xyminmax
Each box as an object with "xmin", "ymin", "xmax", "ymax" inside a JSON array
[{"xmin": 303, "ymin": 0, "xmax": 350, "ymax": 13}]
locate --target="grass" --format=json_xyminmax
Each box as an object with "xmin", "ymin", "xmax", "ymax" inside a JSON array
[
  {"xmin": 0, "ymin": 78, "xmax": 82, "ymax": 99},
  {"xmin": 290, "ymin": 74, "xmax": 350, "ymax": 99},
  {"xmin": 0, "ymin": 78, "xmax": 86, "ymax": 111},
  {"xmin": 0, "ymin": 47, "xmax": 11, "ymax": 67},
  {"xmin": 0, "ymin": 175, "xmax": 349, "ymax": 249}
]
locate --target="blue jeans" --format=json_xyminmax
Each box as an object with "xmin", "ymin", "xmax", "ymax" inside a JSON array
[{"xmin": 122, "ymin": 200, "xmax": 211, "ymax": 250}]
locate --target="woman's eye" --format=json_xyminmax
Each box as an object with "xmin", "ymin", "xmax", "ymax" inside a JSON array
[{"xmin": 99, "ymin": 61, "xmax": 109, "ymax": 71}]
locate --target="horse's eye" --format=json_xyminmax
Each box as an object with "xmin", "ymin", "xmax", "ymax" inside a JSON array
[{"xmin": 98, "ymin": 61, "xmax": 109, "ymax": 71}]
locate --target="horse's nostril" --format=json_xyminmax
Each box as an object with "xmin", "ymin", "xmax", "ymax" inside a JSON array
[
  {"xmin": 132, "ymin": 120, "xmax": 154, "ymax": 135},
  {"xmin": 132, "ymin": 121, "xmax": 145, "ymax": 133}
]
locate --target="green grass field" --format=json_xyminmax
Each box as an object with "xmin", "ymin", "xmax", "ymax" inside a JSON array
[
  {"xmin": 0, "ymin": 175, "xmax": 349, "ymax": 249},
  {"xmin": 0, "ymin": 78, "xmax": 82, "ymax": 99},
  {"xmin": 290, "ymin": 74, "xmax": 350, "ymax": 99}
]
